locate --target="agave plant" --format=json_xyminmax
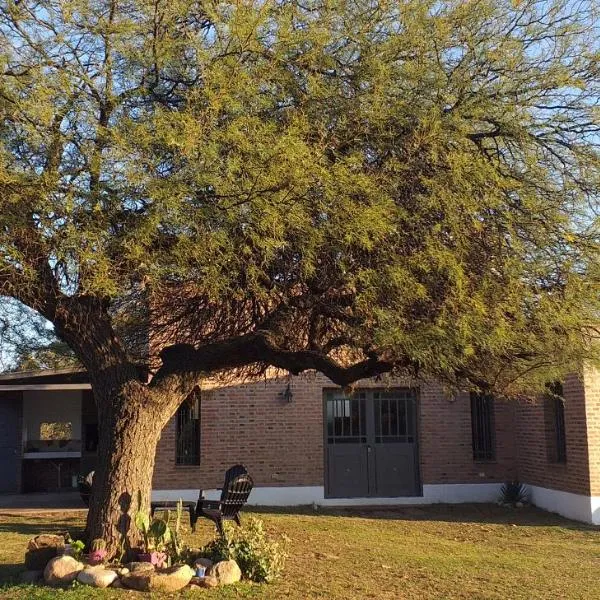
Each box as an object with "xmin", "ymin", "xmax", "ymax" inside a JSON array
[{"xmin": 499, "ymin": 481, "xmax": 529, "ymax": 506}]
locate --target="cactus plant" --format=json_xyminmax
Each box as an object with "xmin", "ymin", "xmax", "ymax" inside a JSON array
[{"xmin": 90, "ymin": 538, "xmax": 106, "ymax": 552}]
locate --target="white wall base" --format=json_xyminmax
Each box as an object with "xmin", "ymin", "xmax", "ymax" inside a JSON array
[
  {"xmin": 528, "ymin": 485, "xmax": 600, "ymax": 525},
  {"xmin": 152, "ymin": 483, "xmax": 503, "ymax": 507},
  {"xmin": 152, "ymin": 483, "xmax": 600, "ymax": 524}
]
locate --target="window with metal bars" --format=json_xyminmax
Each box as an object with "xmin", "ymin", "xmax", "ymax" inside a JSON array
[
  {"xmin": 325, "ymin": 392, "xmax": 366, "ymax": 444},
  {"xmin": 374, "ymin": 390, "xmax": 415, "ymax": 443},
  {"xmin": 176, "ymin": 390, "xmax": 201, "ymax": 465},
  {"xmin": 470, "ymin": 393, "xmax": 495, "ymax": 461},
  {"xmin": 545, "ymin": 382, "xmax": 566, "ymax": 463}
]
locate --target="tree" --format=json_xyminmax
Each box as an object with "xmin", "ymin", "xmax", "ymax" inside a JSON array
[
  {"xmin": 0, "ymin": 0, "xmax": 598, "ymax": 555},
  {"xmin": 0, "ymin": 298, "xmax": 79, "ymax": 371}
]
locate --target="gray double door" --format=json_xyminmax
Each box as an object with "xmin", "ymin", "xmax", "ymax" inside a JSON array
[{"xmin": 325, "ymin": 389, "xmax": 419, "ymax": 498}]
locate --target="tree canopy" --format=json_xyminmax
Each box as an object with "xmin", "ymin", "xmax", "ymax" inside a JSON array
[{"xmin": 0, "ymin": 0, "xmax": 599, "ymax": 394}]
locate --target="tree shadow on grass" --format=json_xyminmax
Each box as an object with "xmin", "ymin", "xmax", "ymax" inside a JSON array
[
  {"xmin": 0, "ymin": 519, "xmax": 84, "ymax": 538},
  {"xmin": 0, "ymin": 564, "xmax": 27, "ymax": 584}
]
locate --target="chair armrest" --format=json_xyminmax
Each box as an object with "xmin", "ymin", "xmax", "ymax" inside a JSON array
[{"xmin": 198, "ymin": 500, "xmax": 220, "ymax": 511}]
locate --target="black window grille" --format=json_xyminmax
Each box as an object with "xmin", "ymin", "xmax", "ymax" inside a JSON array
[
  {"xmin": 176, "ymin": 390, "xmax": 201, "ymax": 465},
  {"xmin": 374, "ymin": 390, "xmax": 416, "ymax": 443},
  {"xmin": 326, "ymin": 392, "xmax": 366, "ymax": 444},
  {"xmin": 545, "ymin": 382, "xmax": 567, "ymax": 463},
  {"xmin": 470, "ymin": 393, "xmax": 495, "ymax": 461}
]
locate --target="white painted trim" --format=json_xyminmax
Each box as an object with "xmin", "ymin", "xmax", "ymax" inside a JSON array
[
  {"xmin": 0, "ymin": 368, "xmax": 85, "ymax": 381},
  {"xmin": 528, "ymin": 484, "xmax": 600, "ymax": 525},
  {"xmin": 0, "ymin": 384, "xmax": 91, "ymax": 391},
  {"xmin": 22, "ymin": 452, "xmax": 82, "ymax": 459},
  {"xmin": 152, "ymin": 483, "xmax": 503, "ymax": 506}
]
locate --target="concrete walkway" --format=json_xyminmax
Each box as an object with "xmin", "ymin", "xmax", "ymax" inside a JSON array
[{"xmin": 0, "ymin": 491, "xmax": 86, "ymax": 514}]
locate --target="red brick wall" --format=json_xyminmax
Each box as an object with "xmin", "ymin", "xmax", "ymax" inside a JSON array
[
  {"xmin": 419, "ymin": 382, "xmax": 516, "ymax": 485},
  {"xmin": 152, "ymin": 373, "xmax": 516, "ymax": 490},
  {"xmin": 583, "ymin": 367, "xmax": 600, "ymax": 497},
  {"xmin": 515, "ymin": 373, "xmax": 592, "ymax": 496},
  {"xmin": 153, "ymin": 374, "xmax": 325, "ymax": 489}
]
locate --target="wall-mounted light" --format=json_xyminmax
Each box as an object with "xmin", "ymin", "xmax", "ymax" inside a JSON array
[
  {"xmin": 446, "ymin": 391, "xmax": 458, "ymax": 403},
  {"xmin": 282, "ymin": 382, "xmax": 293, "ymax": 403}
]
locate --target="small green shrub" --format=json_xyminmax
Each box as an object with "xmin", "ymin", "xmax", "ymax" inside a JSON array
[
  {"xmin": 198, "ymin": 534, "xmax": 232, "ymax": 564},
  {"xmin": 198, "ymin": 517, "xmax": 288, "ymax": 583},
  {"xmin": 65, "ymin": 538, "xmax": 86, "ymax": 560},
  {"xmin": 500, "ymin": 481, "xmax": 529, "ymax": 506}
]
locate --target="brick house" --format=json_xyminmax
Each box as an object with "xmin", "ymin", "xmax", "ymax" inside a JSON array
[{"xmin": 0, "ymin": 366, "xmax": 598, "ymax": 525}]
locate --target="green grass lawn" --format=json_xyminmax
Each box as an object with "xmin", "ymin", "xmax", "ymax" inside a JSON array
[{"xmin": 0, "ymin": 504, "xmax": 598, "ymax": 599}]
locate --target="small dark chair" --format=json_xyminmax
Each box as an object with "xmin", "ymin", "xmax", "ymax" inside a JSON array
[
  {"xmin": 195, "ymin": 465, "xmax": 254, "ymax": 536},
  {"xmin": 77, "ymin": 471, "xmax": 95, "ymax": 507}
]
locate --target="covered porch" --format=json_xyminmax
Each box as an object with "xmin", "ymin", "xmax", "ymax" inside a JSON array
[{"xmin": 0, "ymin": 369, "xmax": 98, "ymax": 494}]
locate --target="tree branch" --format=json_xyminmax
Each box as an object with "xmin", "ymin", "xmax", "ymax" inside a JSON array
[{"xmin": 151, "ymin": 330, "xmax": 396, "ymax": 394}]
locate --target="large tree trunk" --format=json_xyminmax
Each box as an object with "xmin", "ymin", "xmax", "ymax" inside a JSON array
[{"xmin": 85, "ymin": 381, "xmax": 171, "ymax": 559}]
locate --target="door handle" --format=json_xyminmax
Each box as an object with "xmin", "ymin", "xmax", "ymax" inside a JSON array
[{"xmin": 367, "ymin": 445, "xmax": 372, "ymax": 453}]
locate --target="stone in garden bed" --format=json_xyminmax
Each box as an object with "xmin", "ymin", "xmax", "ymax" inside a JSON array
[
  {"xmin": 206, "ymin": 559, "xmax": 242, "ymax": 585},
  {"xmin": 43, "ymin": 555, "xmax": 84, "ymax": 587},
  {"xmin": 24, "ymin": 534, "xmax": 65, "ymax": 570},
  {"xmin": 189, "ymin": 575, "xmax": 219, "ymax": 588},
  {"xmin": 122, "ymin": 564, "xmax": 195, "ymax": 593},
  {"xmin": 77, "ymin": 565, "xmax": 119, "ymax": 588},
  {"xmin": 125, "ymin": 561, "xmax": 156, "ymax": 573}
]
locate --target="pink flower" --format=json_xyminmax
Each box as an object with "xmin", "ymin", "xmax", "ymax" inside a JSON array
[{"xmin": 88, "ymin": 549, "xmax": 107, "ymax": 565}]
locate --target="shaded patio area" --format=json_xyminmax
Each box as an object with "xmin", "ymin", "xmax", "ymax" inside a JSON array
[{"xmin": 0, "ymin": 491, "xmax": 86, "ymax": 514}]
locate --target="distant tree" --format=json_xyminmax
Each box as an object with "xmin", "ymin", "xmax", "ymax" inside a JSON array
[
  {"xmin": 0, "ymin": 0, "xmax": 598, "ymax": 555},
  {"xmin": 13, "ymin": 340, "xmax": 79, "ymax": 372},
  {"xmin": 0, "ymin": 298, "xmax": 78, "ymax": 371}
]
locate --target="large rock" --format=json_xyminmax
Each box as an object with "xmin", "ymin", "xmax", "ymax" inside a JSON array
[
  {"xmin": 125, "ymin": 561, "xmax": 155, "ymax": 573},
  {"xmin": 206, "ymin": 560, "xmax": 242, "ymax": 585},
  {"xmin": 122, "ymin": 564, "xmax": 195, "ymax": 593},
  {"xmin": 194, "ymin": 575, "xmax": 219, "ymax": 588},
  {"xmin": 43, "ymin": 555, "xmax": 84, "ymax": 587},
  {"xmin": 24, "ymin": 534, "xmax": 65, "ymax": 570},
  {"xmin": 77, "ymin": 566, "xmax": 119, "ymax": 588}
]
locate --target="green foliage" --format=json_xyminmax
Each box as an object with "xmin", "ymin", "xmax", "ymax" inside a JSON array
[
  {"xmin": 199, "ymin": 518, "xmax": 288, "ymax": 583},
  {"xmin": 134, "ymin": 500, "xmax": 186, "ymax": 564},
  {"xmin": 0, "ymin": 0, "xmax": 598, "ymax": 394},
  {"xmin": 65, "ymin": 539, "xmax": 86, "ymax": 561},
  {"xmin": 0, "ymin": 299, "xmax": 78, "ymax": 373}
]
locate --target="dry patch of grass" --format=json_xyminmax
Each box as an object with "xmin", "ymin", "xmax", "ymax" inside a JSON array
[{"xmin": 0, "ymin": 504, "xmax": 598, "ymax": 599}]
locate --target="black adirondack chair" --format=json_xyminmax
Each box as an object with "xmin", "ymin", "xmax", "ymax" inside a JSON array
[
  {"xmin": 77, "ymin": 471, "xmax": 94, "ymax": 507},
  {"xmin": 195, "ymin": 465, "xmax": 254, "ymax": 536}
]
